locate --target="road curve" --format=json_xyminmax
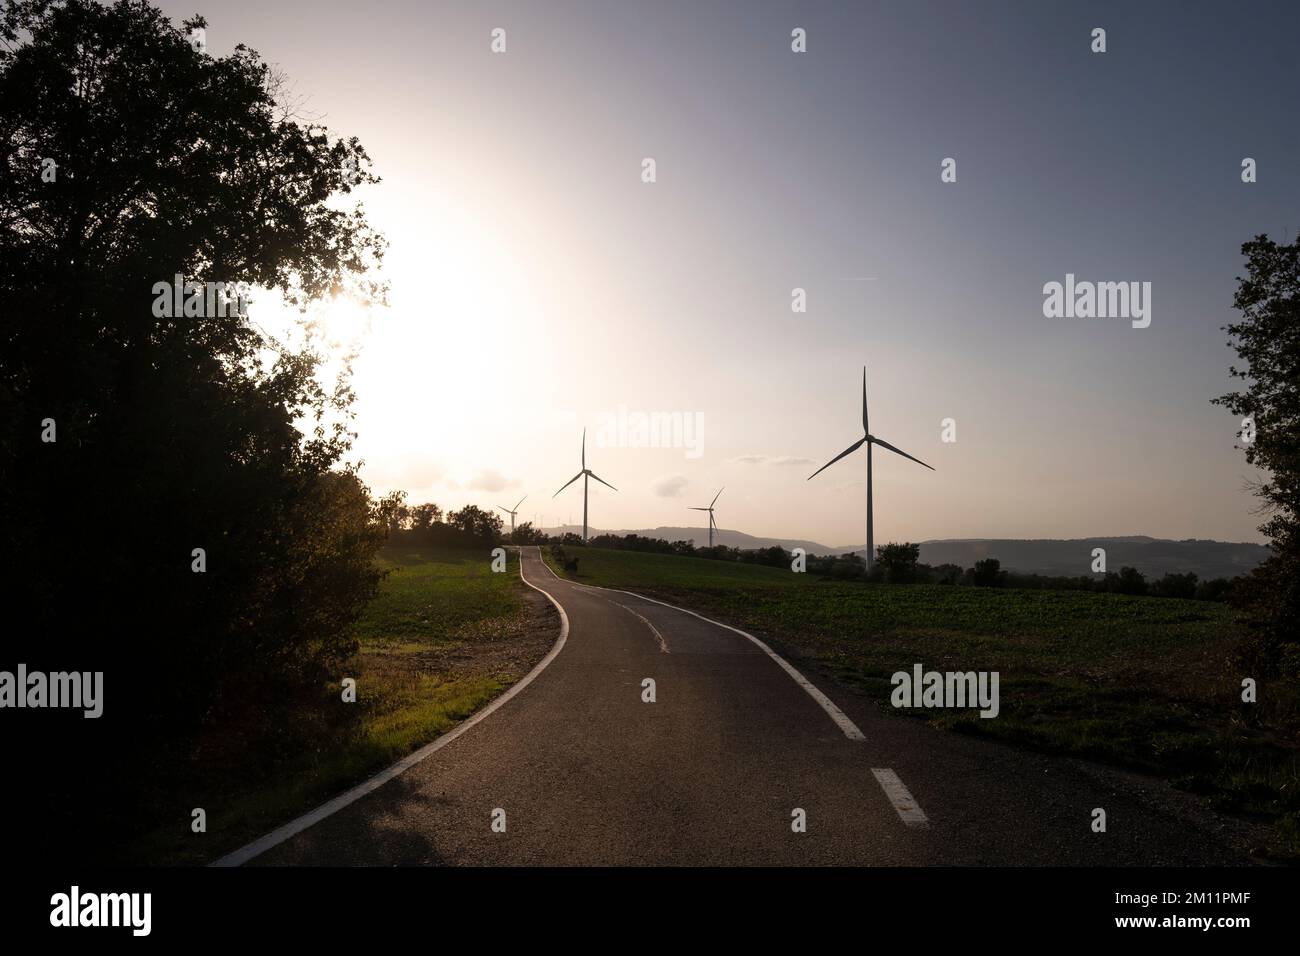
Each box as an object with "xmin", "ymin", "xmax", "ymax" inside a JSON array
[{"xmin": 240, "ymin": 547, "xmax": 1256, "ymax": 866}]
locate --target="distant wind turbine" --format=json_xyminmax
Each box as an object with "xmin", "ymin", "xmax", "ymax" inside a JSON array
[
  {"xmin": 553, "ymin": 428, "xmax": 617, "ymax": 542},
  {"xmin": 497, "ymin": 494, "xmax": 527, "ymax": 537},
  {"xmin": 688, "ymin": 487, "xmax": 724, "ymax": 548},
  {"xmin": 807, "ymin": 366, "xmax": 934, "ymax": 570}
]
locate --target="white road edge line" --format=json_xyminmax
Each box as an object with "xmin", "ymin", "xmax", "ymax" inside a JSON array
[
  {"xmin": 871, "ymin": 768, "xmax": 930, "ymax": 828},
  {"xmin": 538, "ymin": 554, "xmax": 865, "ymax": 742},
  {"xmin": 548, "ymin": 557, "xmax": 932, "ymax": 828},
  {"xmin": 616, "ymin": 602, "xmax": 669, "ymax": 653},
  {"xmin": 210, "ymin": 547, "xmax": 570, "ymax": 868}
]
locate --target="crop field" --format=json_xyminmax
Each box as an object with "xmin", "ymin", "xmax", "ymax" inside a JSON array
[{"xmin": 544, "ymin": 546, "xmax": 1300, "ymax": 856}]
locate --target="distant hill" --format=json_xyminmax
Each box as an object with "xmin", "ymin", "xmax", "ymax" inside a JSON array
[
  {"xmin": 542, "ymin": 526, "xmax": 1269, "ymax": 581},
  {"xmin": 911, "ymin": 537, "xmax": 1270, "ymax": 581},
  {"xmin": 542, "ymin": 524, "xmax": 832, "ymax": 556}
]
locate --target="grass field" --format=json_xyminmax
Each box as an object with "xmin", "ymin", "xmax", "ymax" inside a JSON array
[
  {"xmin": 139, "ymin": 544, "xmax": 553, "ymax": 865},
  {"xmin": 545, "ymin": 545, "xmax": 1300, "ymax": 856}
]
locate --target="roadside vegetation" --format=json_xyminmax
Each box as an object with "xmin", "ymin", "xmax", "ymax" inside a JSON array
[{"xmin": 133, "ymin": 544, "xmax": 554, "ymax": 865}]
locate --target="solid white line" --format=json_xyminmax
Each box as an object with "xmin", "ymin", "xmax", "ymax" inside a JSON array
[
  {"xmin": 537, "ymin": 553, "xmax": 865, "ymax": 741},
  {"xmin": 616, "ymin": 602, "xmax": 669, "ymax": 653},
  {"xmin": 210, "ymin": 547, "xmax": 569, "ymax": 867},
  {"xmin": 871, "ymin": 768, "xmax": 929, "ymax": 828}
]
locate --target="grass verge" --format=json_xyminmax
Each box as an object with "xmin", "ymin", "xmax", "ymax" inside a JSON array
[{"xmin": 135, "ymin": 544, "xmax": 555, "ymax": 865}]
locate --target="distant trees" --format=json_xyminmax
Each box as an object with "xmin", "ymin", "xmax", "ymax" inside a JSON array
[
  {"xmin": 447, "ymin": 504, "xmax": 503, "ymax": 541},
  {"xmin": 1105, "ymin": 566, "xmax": 1149, "ymax": 596},
  {"xmin": 380, "ymin": 491, "xmax": 411, "ymax": 534},
  {"xmin": 378, "ymin": 497, "xmax": 508, "ymax": 545},
  {"xmin": 875, "ymin": 542, "xmax": 921, "ymax": 583},
  {"xmin": 512, "ymin": 521, "xmax": 548, "ymax": 544},
  {"xmin": 748, "ymin": 545, "xmax": 791, "ymax": 567},
  {"xmin": 1213, "ymin": 235, "xmax": 1300, "ymax": 674},
  {"xmin": 408, "ymin": 502, "xmax": 443, "ymax": 532},
  {"xmin": 972, "ymin": 558, "xmax": 1005, "ymax": 588},
  {"xmin": 1149, "ymin": 571, "xmax": 1198, "ymax": 600},
  {"xmin": 527, "ymin": 529, "xmax": 1244, "ymax": 601},
  {"xmin": 931, "ymin": 563, "xmax": 965, "ymax": 585}
]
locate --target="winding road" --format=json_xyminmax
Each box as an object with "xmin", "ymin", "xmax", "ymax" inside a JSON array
[{"xmin": 220, "ymin": 547, "xmax": 1256, "ymax": 866}]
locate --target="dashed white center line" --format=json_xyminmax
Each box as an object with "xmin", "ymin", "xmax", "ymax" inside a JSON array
[
  {"xmin": 543, "ymin": 552, "xmax": 933, "ymax": 832},
  {"xmin": 616, "ymin": 602, "xmax": 669, "ymax": 653},
  {"xmin": 871, "ymin": 768, "xmax": 929, "ymax": 828}
]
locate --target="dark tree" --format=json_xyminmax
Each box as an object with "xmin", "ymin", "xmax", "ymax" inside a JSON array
[
  {"xmin": 875, "ymin": 542, "xmax": 921, "ymax": 583},
  {"xmin": 408, "ymin": 502, "xmax": 443, "ymax": 532},
  {"xmin": 1150, "ymin": 572, "xmax": 1199, "ymax": 600},
  {"xmin": 0, "ymin": 0, "xmax": 388, "ymax": 857},
  {"xmin": 1106, "ymin": 566, "xmax": 1148, "ymax": 597},
  {"xmin": 1213, "ymin": 235, "xmax": 1300, "ymax": 672},
  {"xmin": 375, "ymin": 489, "xmax": 409, "ymax": 535},
  {"xmin": 972, "ymin": 558, "xmax": 1004, "ymax": 588},
  {"xmin": 448, "ymin": 504, "xmax": 505, "ymax": 542}
]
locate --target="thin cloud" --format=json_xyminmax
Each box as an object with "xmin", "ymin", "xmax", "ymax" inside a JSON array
[
  {"xmin": 654, "ymin": 474, "xmax": 689, "ymax": 498},
  {"xmin": 468, "ymin": 469, "xmax": 516, "ymax": 493},
  {"xmin": 731, "ymin": 454, "xmax": 816, "ymax": 467}
]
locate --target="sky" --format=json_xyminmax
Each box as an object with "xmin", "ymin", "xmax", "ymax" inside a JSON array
[{"xmin": 156, "ymin": 0, "xmax": 1299, "ymax": 547}]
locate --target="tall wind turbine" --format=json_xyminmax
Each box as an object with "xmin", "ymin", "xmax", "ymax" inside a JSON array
[
  {"xmin": 807, "ymin": 367, "xmax": 934, "ymax": 569},
  {"xmin": 553, "ymin": 428, "xmax": 617, "ymax": 542},
  {"xmin": 689, "ymin": 487, "xmax": 724, "ymax": 548},
  {"xmin": 497, "ymin": 494, "xmax": 527, "ymax": 537}
]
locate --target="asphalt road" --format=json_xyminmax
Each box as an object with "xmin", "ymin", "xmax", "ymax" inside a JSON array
[{"xmin": 239, "ymin": 547, "xmax": 1259, "ymax": 866}]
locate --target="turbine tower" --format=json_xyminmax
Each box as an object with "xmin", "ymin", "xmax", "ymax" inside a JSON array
[
  {"xmin": 807, "ymin": 367, "xmax": 934, "ymax": 570},
  {"xmin": 497, "ymin": 494, "xmax": 527, "ymax": 537},
  {"xmin": 688, "ymin": 487, "xmax": 724, "ymax": 548},
  {"xmin": 553, "ymin": 428, "xmax": 617, "ymax": 542}
]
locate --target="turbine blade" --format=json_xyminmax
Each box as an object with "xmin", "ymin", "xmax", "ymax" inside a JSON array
[
  {"xmin": 514, "ymin": 494, "xmax": 528, "ymax": 510},
  {"xmin": 581, "ymin": 427, "xmax": 586, "ymax": 470},
  {"xmin": 587, "ymin": 471, "xmax": 618, "ymax": 492},
  {"xmin": 862, "ymin": 366, "xmax": 869, "ymax": 434},
  {"xmin": 688, "ymin": 507, "xmax": 709, "ymax": 511},
  {"xmin": 711, "ymin": 486, "xmax": 724, "ymax": 507},
  {"xmin": 497, "ymin": 506, "xmax": 511, "ymax": 514},
  {"xmin": 806, "ymin": 437, "xmax": 866, "ymax": 480},
  {"xmin": 552, "ymin": 471, "xmax": 583, "ymax": 497},
  {"xmin": 871, "ymin": 437, "xmax": 935, "ymax": 471}
]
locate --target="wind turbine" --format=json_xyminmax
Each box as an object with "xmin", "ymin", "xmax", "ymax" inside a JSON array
[
  {"xmin": 553, "ymin": 428, "xmax": 617, "ymax": 542},
  {"xmin": 497, "ymin": 494, "xmax": 527, "ymax": 537},
  {"xmin": 807, "ymin": 367, "xmax": 934, "ymax": 570},
  {"xmin": 689, "ymin": 487, "xmax": 724, "ymax": 548}
]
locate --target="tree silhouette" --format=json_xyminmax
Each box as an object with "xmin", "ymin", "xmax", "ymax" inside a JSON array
[
  {"xmin": 0, "ymin": 0, "xmax": 388, "ymax": 857},
  {"xmin": 972, "ymin": 558, "xmax": 1004, "ymax": 588},
  {"xmin": 875, "ymin": 542, "xmax": 920, "ymax": 583},
  {"xmin": 1214, "ymin": 234, "xmax": 1300, "ymax": 673}
]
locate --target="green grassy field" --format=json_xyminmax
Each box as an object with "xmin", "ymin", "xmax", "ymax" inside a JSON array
[
  {"xmin": 140, "ymin": 544, "xmax": 550, "ymax": 865},
  {"xmin": 545, "ymin": 546, "xmax": 1300, "ymax": 856},
  {"xmin": 335, "ymin": 544, "xmax": 540, "ymax": 780}
]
